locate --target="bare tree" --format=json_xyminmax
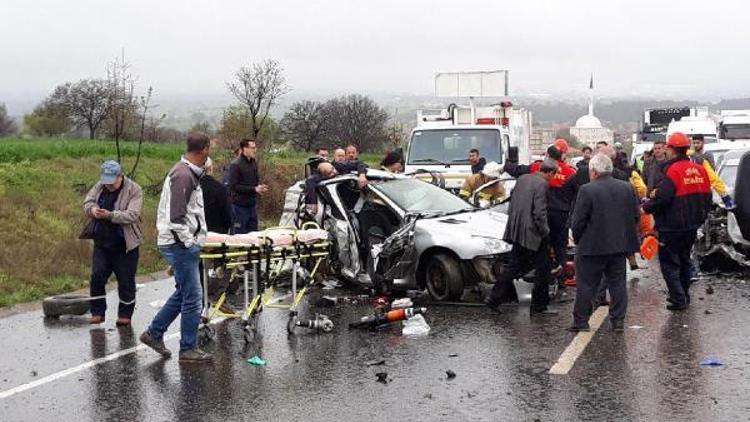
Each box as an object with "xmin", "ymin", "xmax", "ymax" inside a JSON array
[
  {"xmin": 51, "ymin": 79, "xmax": 112, "ymax": 140},
  {"xmin": 107, "ymin": 51, "xmax": 137, "ymax": 162},
  {"xmin": 322, "ymin": 94, "xmax": 388, "ymax": 152},
  {"xmin": 0, "ymin": 103, "xmax": 18, "ymax": 137},
  {"xmin": 280, "ymin": 100, "xmax": 328, "ymax": 152},
  {"xmin": 226, "ymin": 59, "xmax": 290, "ymax": 143},
  {"xmin": 130, "ymin": 86, "xmax": 164, "ymax": 177}
]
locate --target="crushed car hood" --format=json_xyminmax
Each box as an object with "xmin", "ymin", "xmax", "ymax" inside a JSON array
[{"xmin": 413, "ymin": 208, "xmax": 510, "ymax": 258}]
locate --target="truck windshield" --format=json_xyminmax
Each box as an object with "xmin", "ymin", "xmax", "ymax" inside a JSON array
[
  {"xmin": 408, "ymin": 129, "xmax": 502, "ymax": 165},
  {"xmin": 720, "ymin": 124, "xmax": 750, "ymax": 140}
]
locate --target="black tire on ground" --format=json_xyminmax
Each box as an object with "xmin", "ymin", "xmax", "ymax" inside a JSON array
[
  {"xmin": 42, "ymin": 294, "xmax": 91, "ymax": 318},
  {"xmin": 424, "ymin": 253, "xmax": 464, "ymax": 301}
]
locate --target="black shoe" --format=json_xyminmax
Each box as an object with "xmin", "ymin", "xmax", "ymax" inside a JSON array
[
  {"xmin": 178, "ymin": 348, "xmax": 213, "ymax": 364},
  {"xmin": 666, "ymin": 304, "xmax": 688, "ymax": 311},
  {"xmin": 483, "ymin": 298, "xmax": 502, "ymax": 314},
  {"xmin": 611, "ymin": 321, "xmax": 625, "ymax": 332},
  {"xmin": 566, "ymin": 326, "xmax": 590, "ymax": 333}
]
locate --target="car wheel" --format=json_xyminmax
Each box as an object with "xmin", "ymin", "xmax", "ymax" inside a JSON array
[
  {"xmin": 424, "ymin": 253, "xmax": 464, "ymax": 301},
  {"xmin": 42, "ymin": 294, "xmax": 91, "ymax": 318}
]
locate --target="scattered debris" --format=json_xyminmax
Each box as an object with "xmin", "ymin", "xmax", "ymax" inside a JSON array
[
  {"xmin": 375, "ymin": 372, "xmax": 388, "ymax": 384},
  {"xmin": 350, "ymin": 307, "xmax": 427, "ymax": 330},
  {"xmin": 423, "ymin": 393, "xmax": 433, "ymax": 400},
  {"xmin": 30, "ymin": 370, "xmax": 37, "ymax": 377},
  {"xmin": 682, "ymin": 325, "xmax": 689, "ymax": 328},
  {"xmin": 402, "ymin": 314, "xmax": 431, "ymax": 337},
  {"xmin": 149, "ymin": 300, "xmax": 166, "ymax": 309},
  {"xmin": 449, "ymin": 353, "xmax": 459, "ymax": 358},
  {"xmin": 314, "ymin": 296, "xmax": 337, "ymax": 307},
  {"xmin": 706, "ymin": 286, "xmax": 715, "ymax": 295},
  {"xmin": 365, "ymin": 359, "xmax": 386, "ymax": 366},
  {"xmin": 704, "ymin": 310, "xmax": 713, "ymax": 315},
  {"xmin": 629, "ymin": 325, "xmax": 644, "ymax": 330},
  {"xmin": 247, "ymin": 356, "xmax": 267, "ymax": 366},
  {"xmin": 391, "ymin": 298, "xmax": 413, "ymax": 309},
  {"xmin": 446, "ymin": 370, "xmax": 456, "ymax": 379},
  {"xmin": 699, "ymin": 358, "xmax": 724, "ymax": 367}
]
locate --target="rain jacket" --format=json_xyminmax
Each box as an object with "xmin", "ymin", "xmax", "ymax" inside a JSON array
[
  {"xmin": 156, "ymin": 156, "xmax": 207, "ymax": 248},
  {"xmin": 459, "ymin": 174, "xmax": 505, "ymax": 203},
  {"xmin": 504, "ymin": 159, "xmax": 577, "ymax": 213},
  {"xmin": 82, "ymin": 177, "xmax": 143, "ymax": 253}
]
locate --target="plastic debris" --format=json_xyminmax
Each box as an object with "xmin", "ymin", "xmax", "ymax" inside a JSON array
[
  {"xmin": 446, "ymin": 370, "xmax": 456, "ymax": 379},
  {"xmin": 699, "ymin": 358, "xmax": 723, "ymax": 367},
  {"xmin": 247, "ymin": 356, "xmax": 267, "ymax": 366},
  {"xmin": 402, "ymin": 314, "xmax": 431, "ymax": 337},
  {"xmin": 391, "ymin": 298, "xmax": 413, "ymax": 309},
  {"xmin": 366, "ymin": 358, "xmax": 386, "ymax": 366},
  {"xmin": 375, "ymin": 372, "xmax": 388, "ymax": 384},
  {"xmin": 350, "ymin": 307, "xmax": 427, "ymax": 330},
  {"xmin": 449, "ymin": 353, "xmax": 459, "ymax": 357},
  {"xmin": 628, "ymin": 325, "xmax": 644, "ymax": 330},
  {"xmin": 704, "ymin": 310, "xmax": 713, "ymax": 315}
]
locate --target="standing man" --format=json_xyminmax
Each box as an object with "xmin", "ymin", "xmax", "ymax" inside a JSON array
[
  {"xmin": 643, "ymin": 139, "xmax": 667, "ymax": 195},
  {"xmin": 485, "ymin": 159, "xmax": 559, "ymax": 315},
  {"xmin": 643, "ymin": 132, "xmax": 711, "ymax": 311},
  {"xmin": 82, "ymin": 160, "xmax": 143, "ymax": 326},
  {"xmin": 335, "ymin": 144, "xmax": 368, "ymax": 189},
  {"xmin": 140, "ymin": 132, "xmax": 211, "ymax": 363},
  {"xmin": 690, "ymin": 134, "xmax": 715, "ymax": 169},
  {"xmin": 228, "ymin": 138, "xmax": 268, "ymax": 234},
  {"xmin": 568, "ymin": 153, "xmax": 640, "ymax": 332},
  {"xmin": 469, "ymin": 148, "xmax": 487, "ymax": 174},
  {"xmin": 577, "ymin": 146, "xmax": 593, "ymax": 169},
  {"xmin": 333, "ymin": 148, "xmax": 346, "ymax": 163}
]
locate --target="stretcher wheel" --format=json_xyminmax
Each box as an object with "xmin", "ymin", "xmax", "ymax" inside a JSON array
[
  {"xmin": 287, "ymin": 314, "xmax": 298, "ymax": 335},
  {"xmin": 198, "ymin": 324, "xmax": 214, "ymax": 345}
]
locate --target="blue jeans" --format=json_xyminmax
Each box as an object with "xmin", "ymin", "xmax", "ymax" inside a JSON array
[
  {"xmin": 148, "ymin": 243, "xmax": 202, "ymax": 352},
  {"xmin": 233, "ymin": 204, "xmax": 258, "ymax": 234}
]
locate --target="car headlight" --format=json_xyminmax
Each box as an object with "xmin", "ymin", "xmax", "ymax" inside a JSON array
[{"xmin": 471, "ymin": 235, "xmax": 512, "ymax": 254}]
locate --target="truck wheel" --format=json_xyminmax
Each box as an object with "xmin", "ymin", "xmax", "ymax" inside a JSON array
[
  {"xmin": 424, "ymin": 253, "xmax": 464, "ymax": 301},
  {"xmin": 42, "ymin": 294, "xmax": 91, "ymax": 318}
]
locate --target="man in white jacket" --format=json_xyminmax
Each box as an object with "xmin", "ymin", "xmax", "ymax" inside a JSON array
[{"xmin": 140, "ymin": 132, "xmax": 211, "ymax": 363}]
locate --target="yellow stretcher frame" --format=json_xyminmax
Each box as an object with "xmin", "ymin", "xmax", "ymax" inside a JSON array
[{"xmin": 197, "ymin": 222, "xmax": 331, "ymax": 342}]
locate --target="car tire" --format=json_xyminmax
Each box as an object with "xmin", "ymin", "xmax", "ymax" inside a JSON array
[
  {"xmin": 424, "ymin": 253, "xmax": 464, "ymax": 301},
  {"xmin": 42, "ymin": 294, "xmax": 91, "ymax": 318}
]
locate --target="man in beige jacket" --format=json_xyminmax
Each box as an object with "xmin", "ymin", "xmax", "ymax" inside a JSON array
[{"xmin": 82, "ymin": 160, "xmax": 143, "ymax": 326}]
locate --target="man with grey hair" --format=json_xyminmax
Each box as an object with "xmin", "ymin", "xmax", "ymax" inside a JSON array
[
  {"xmin": 486, "ymin": 158, "xmax": 559, "ymax": 314},
  {"xmin": 568, "ymin": 153, "xmax": 640, "ymax": 332}
]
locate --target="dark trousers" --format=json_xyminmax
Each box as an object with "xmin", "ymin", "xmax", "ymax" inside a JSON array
[
  {"xmin": 489, "ymin": 239, "xmax": 552, "ymax": 310},
  {"xmin": 548, "ymin": 211, "xmax": 569, "ymax": 277},
  {"xmin": 573, "ymin": 254, "xmax": 627, "ymax": 328},
  {"xmin": 658, "ymin": 230, "xmax": 697, "ymax": 307},
  {"xmin": 90, "ymin": 245, "xmax": 139, "ymax": 318},
  {"xmin": 232, "ymin": 204, "xmax": 258, "ymax": 234}
]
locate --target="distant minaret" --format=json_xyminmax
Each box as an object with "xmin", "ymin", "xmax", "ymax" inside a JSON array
[{"xmin": 588, "ymin": 73, "xmax": 594, "ymax": 116}]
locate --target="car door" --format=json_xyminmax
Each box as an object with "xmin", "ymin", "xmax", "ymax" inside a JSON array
[{"xmin": 320, "ymin": 180, "xmax": 362, "ymax": 280}]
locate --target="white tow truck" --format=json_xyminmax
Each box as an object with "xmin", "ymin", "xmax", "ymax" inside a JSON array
[{"xmin": 403, "ymin": 71, "xmax": 532, "ymax": 193}]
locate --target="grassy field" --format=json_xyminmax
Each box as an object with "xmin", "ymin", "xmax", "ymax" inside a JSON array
[{"xmin": 0, "ymin": 138, "xmax": 382, "ymax": 307}]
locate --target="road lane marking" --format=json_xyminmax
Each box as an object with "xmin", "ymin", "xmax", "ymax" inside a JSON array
[
  {"xmin": 0, "ymin": 317, "xmax": 225, "ymax": 400},
  {"xmin": 549, "ymin": 306, "xmax": 609, "ymax": 375}
]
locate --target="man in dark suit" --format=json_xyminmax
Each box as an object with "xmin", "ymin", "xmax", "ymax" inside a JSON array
[
  {"xmin": 568, "ymin": 153, "xmax": 640, "ymax": 332},
  {"xmin": 485, "ymin": 158, "xmax": 559, "ymax": 315}
]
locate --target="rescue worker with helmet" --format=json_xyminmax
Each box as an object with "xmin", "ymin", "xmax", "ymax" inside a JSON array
[
  {"xmin": 503, "ymin": 138, "xmax": 578, "ymax": 283},
  {"xmin": 459, "ymin": 161, "xmax": 506, "ymax": 207},
  {"xmin": 643, "ymin": 132, "xmax": 712, "ymax": 311}
]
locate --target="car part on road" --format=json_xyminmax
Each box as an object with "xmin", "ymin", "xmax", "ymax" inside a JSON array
[
  {"xmin": 349, "ymin": 307, "xmax": 427, "ymax": 330},
  {"xmin": 293, "ymin": 314, "xmax": 334, "ymax": 333},
  {"xmin": 42, "ymin": 294, "xmax": 96, "ymax": 318},
  {"xmin": 424, "ymin": 253, "xmax": 464, "ymax": 301}
]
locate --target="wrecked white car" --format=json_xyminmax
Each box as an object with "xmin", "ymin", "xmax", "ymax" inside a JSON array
[
  {"xmin": 280, "ymin": 170, "xmax": 513, "ymax": 301},
  {"xmin": 694, "ymin": 149, "xmax": 750, "ymax": 270}
]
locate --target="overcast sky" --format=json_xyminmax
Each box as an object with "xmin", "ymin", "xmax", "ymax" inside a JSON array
[{"xmin": 2, "ymin": 0, "xmax": 749, "ymax": 113}]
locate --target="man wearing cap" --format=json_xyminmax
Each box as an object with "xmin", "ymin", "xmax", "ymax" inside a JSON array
[
  {"xmin": 643, "ymin": 132, "xmax": 711, "ymax": 311},
  {"xmin": 459, "ymin": 161, "xmax": 506, "ymax": 207},
  {"xmin": 485, "ymin": 158, "xmax": 559, "ymax": 314},
  {"xmin": 82, "ymin": 160, "xmax": 143, "ymax": 326},
  {"xmin": 503, "ymin": 139, "xmax": 578, "ymax": 284}
]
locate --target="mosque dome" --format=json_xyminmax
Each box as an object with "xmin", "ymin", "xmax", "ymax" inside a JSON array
[{"xmin": 575, "ymin": 114, "xmax": 602, "ymax": 128}]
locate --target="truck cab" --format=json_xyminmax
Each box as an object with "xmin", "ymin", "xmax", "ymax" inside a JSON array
[{"xmin": 404, "ymin": 103, "xmax": 527, "ymax": 193}]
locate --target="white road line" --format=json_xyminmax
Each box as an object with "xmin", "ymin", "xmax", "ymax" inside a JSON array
[
  {"xmin": 549, "ymin": 306, "xmax": 609, "ymax": 375},
  {"xmin": 0, "ymin": 316, "xmax": 226, "ymax": 400}
]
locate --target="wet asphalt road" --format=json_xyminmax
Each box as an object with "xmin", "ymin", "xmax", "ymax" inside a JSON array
[{"xmin": 2, "ymin": 262, "xmax": 750, "ymax": 422}]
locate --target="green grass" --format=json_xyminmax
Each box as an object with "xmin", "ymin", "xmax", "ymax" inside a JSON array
[{"xmin": 0, "ymin": 137, "xmax": 384, "ymax": 308}]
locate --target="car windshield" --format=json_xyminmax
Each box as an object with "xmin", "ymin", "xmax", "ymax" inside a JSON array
[
  {"xmin": 408, "ymin": 129, "xmax": 502, "ymax": 165},
  {"xmin": 720, "ymin": 165, "xmax": 738, "ymax": 193},
  {"xmin": 374, "ymin": 179, "xmax": 472, "ymax": 214},
  {"xmin": 720, "ymin": 124, "xmax": 750, "ymax": 140}
]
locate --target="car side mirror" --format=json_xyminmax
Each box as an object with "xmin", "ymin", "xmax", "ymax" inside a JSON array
[{"xmin": 507, "ymin": 146, "xmax": 519, "ymax": 164}]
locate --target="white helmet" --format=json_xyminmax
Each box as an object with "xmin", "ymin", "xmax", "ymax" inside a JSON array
[{"xmin": 481, "ymin": 161, "xmax": 502, "ymax": 179}]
